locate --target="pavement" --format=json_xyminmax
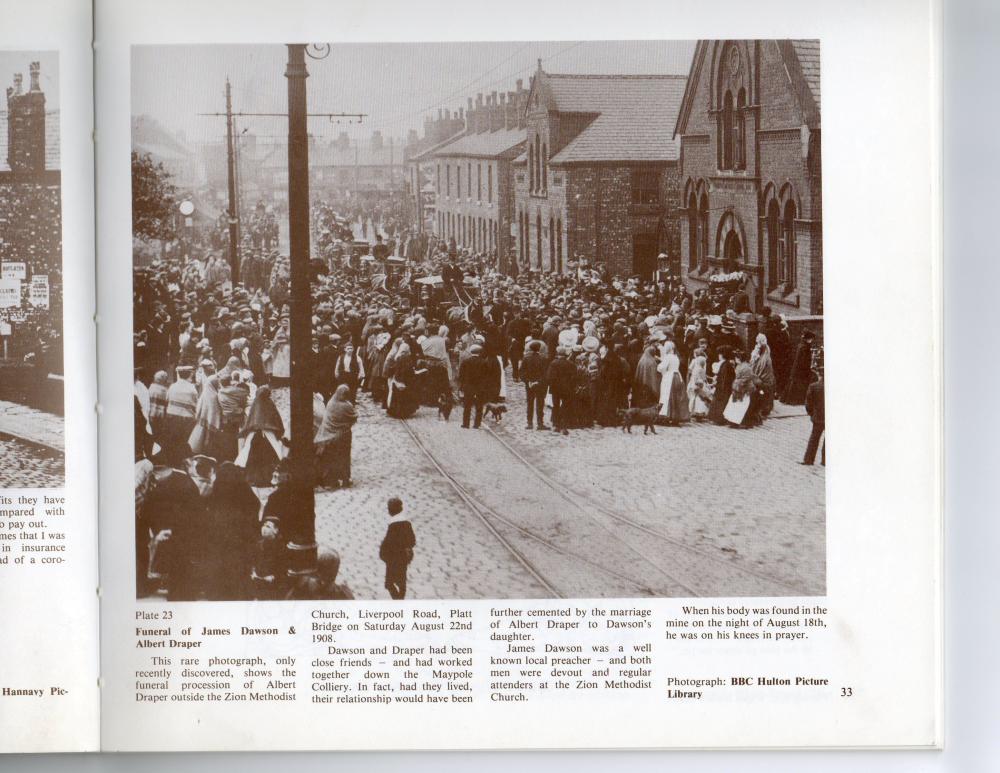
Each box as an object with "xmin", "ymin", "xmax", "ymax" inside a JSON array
[{"xmin": 268, "ymin": 371, "xmax": 825, "ymax": 601}]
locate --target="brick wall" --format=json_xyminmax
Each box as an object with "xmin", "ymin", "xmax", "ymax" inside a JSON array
[
  {"xmin": 677, "ymin": 40, "xmax": 822, "ymax": 316},
  {"xmin": 0, "ymin": 173, "xmax": 62, "ymax": 270}
]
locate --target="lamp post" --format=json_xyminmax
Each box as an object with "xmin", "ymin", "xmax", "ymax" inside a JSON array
[{"xmin": 284, "ymin": 43, "xmax": 317, "ymax": 576}]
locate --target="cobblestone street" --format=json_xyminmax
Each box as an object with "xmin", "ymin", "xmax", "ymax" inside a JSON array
[
  {"xmin": 0, "ymin": 436, "xmax": 65, "ymax": 488},
  {"xmin": 270, "ymin": 372, "xmax": 825, "ymax": 601}
]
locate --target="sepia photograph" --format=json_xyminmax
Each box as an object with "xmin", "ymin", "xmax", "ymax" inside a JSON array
[
  {"xmin": 131, "ymin": 40, "xmax": 824, "ymax": 602},
  {"xmin": 0, "ymin": 51, "xmax": 64, "ymax": 487}
]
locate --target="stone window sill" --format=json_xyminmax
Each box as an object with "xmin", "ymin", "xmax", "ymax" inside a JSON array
[{"xmin": 766, "ymin": 285, "xmax": 800, "ymax": 307}]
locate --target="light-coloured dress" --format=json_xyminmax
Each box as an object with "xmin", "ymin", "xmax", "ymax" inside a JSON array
[{"xmin": 657, "ymin": 352, "xmax": 690, "ymax": 422}]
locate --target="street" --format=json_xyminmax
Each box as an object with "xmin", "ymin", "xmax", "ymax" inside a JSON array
[
  {"xmin": 271, "ymin": 378, "xmax": 825, "ymax": 600},
  {"xmin": 0, "ymin": 436, "xmax": 64, "ymax": 488}
]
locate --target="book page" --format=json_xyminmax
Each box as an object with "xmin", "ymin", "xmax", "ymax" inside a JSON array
[
  {"xmin": 97, "ymin": 0, "xmax": 940, "ymax": 751},
  {"xmin": 0, "ymin": 0, "xmax": 100, "ymax": 754}
]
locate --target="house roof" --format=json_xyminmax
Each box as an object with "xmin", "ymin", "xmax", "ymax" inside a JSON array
[
  {"xmin": 408, "ymin": 129, "xmax": 466, "ymax": 163},
  {"xmin": 540, "ymin": 74, "xmax": 686, "ymax": 164},
  {"xmin": 781, "ymin": 39, "xmax": 821, "ymax": 127},
  {"xmin": 0, "ymin": 110, "xmax": 60, "ymax": 172},
  {"xmin": 311, "ymin": 143, "xmax": 405, "ymax": 168},
  {"xmin": 431, "ymin": 125, "xmax": 526, "ymax": 159}
]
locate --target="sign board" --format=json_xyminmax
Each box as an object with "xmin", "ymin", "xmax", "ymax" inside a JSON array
[
  {"xmin": 0, "ymin": 279, "xmax": 21, "ymax": 308},
  {"xmin": 0, "ymin": 322, "xmax": 10, "ymax": 336},
  {"xmin": 29, "ymin": 275, "xmax": 49, "ymax": 309},
  {"xmin": 1, "ymin": 262, "xmax": 27, "ymax": 281}
]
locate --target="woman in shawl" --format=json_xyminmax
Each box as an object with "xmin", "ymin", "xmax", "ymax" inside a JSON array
[
  {"xmin": 725, "ymin": 360, "xmax": 764, "ymax": 428},
  {"xmin": 387, "ymin": 342, "xmax": 419, "ymax": 419},
  {"xmin": 686, "ymin": 352, "xmax": 712, "ymax": 420},
  {"xmin": 147, "ymin": 370, "xmax": 170, "ymax": 440},
  {"xmin": 236, "ymin": 385, "xmax": 286, "ymax": 487},
  {"xmin": 314, "ymin": 384, "xmax": 358, "ymax": 489},
  {"xmin": 374, "ymin": 335, "xmax": 400, "ymax": 408},
  {"xmin": 749, "ymin": 333, "xmax": 776, "ymax": 418},
  {"xmin": 633, "ymin": 345, "xmax": 661, "ymax": 409},
  {"xmin": 216, "ymin": 370, "xmax": 251, "ymax": 462},
  {"xmin": 333, "ymin": 341, "xmax": 364, "ymax": 402},
  {"xmin": 201, "ymin": 462, "xmax": 260, "ymax": 600},
  {"xmin": 595, "ymin": 344, "xmax": 625, "ymax": 427},
  {"xmin": 657, "ymin": 341, "xmax": 690, "ymax": 425},
  {"xmin": 269, "ymin": 317, "xmax": 291, "ymax": 386},
  {"xmin": 708, "ymin": 346, "xmax": 737, "ymax": 425},
  {"xmin": 189, "ymin": 370, "xmax": 225, "ymax": 460}
]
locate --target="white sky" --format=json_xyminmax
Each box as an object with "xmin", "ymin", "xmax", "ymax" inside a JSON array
[
  {"xmin": 131, "ymin": 41, "xmax": 695, "ymax": 148},
  {"xmin": 0, "ymin": 51, "xmax": 60, "ymax": 109}
]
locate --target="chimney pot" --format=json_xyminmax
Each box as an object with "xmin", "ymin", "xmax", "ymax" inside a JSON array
[
  {"xmin": 516, "ymin": 78, "xmax": 523, "ymax": 91},
  {"xmin": 13, "ymin": 73, "xmax": 22, "ymax": 95},
  {"xmin": 29, "ymin": 62, "xmax": 40, "ymax": 92}
]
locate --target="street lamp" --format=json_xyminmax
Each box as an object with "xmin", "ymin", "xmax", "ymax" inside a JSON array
[{"xmin": 179, "ymin": 199, "xmax": 195, "ymax": 259}]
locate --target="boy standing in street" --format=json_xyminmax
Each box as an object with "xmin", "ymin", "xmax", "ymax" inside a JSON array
[{"xmin": 379, "ymin": 497, "xmax": 416, "ymax": 599}]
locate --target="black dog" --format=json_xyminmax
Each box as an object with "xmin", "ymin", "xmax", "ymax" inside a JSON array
[
  {"xmin": 437, "ymin": 392, "xmax": 453, "ymax": 422},
  {"xmin": 483, "ymin": 402, "xmax": 508, "ymax": 423},
  {"xmin": 619, "ymin": 404, "xmax": 662, "ymax": 434}
]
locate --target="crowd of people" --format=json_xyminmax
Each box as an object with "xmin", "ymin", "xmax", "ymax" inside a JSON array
[{"xmin": 133, "ymin": 196, "xmax": 824, "ymax": 600}]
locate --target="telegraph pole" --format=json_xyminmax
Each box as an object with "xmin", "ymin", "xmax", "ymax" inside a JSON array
[
  {"xmin": 225, "ymin": 78, "xmax": 240, "ymax": 284},
  {"xmin": 284, "ymin": 44, "xmax": 316, "ymax": 576}
]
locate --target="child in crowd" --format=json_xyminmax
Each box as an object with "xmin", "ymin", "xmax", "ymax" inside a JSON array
[{"xmin": 379, "ymin": 497, "xmax": 416, "ymax": 600}]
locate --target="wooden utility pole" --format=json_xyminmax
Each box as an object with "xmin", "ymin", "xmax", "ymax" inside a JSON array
[
  {"xmin": 283, "ymin": 44, "xmax": 317, "ymax": 576},
  {"xmin": 225, "ymin": 78, "xmax": 240, "ymax": 284}
]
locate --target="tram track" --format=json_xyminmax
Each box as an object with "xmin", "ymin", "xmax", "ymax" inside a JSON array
[
  {"xmin": 398, "ymin": 418, "xmax": 684, "ymax": 598},
  {"xmin": 482, "ymin": 425, "xmax": 808, "ymax": 597}
]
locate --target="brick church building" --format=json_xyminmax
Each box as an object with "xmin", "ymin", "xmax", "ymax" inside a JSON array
[
  {"xmin": 513, "ymin": 63, "xmax": 686, "ymax": 278},
  {"xmin": 674, "ymin": 40, "xmax": 822, "ymax": 316}
]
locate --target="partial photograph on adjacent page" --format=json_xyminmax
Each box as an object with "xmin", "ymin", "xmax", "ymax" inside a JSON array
[
  {"xmin": 0, "ymin": 51, "xmax": 64, "ymax": 487},
  {"xmin": 131, "ymin": 41, "xmax": 825, "ymax": 602}
]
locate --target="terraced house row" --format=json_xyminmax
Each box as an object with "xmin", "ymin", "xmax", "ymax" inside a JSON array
[{"xmin": 404, "ymin": 39, "xmax": 822, "ymax": 317}]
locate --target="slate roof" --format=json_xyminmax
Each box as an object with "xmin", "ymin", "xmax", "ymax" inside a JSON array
[
  {"xmin": 790, "ymin": 40, "xmax": 820, "ymax": 106},
  {"xmin": 408, "ymin": 129, "xmax": 466, "ymax": 163},
  {"xmin": 543, "ymin": 74, "xmax": 687, "ymax": 164},
  {"xmin": 0, "ymin": 110, "xmax": 60, "ymax": 172},
  {"xmin": 430, "ymin": 126, "xmax": 526, "ymax": 159}
]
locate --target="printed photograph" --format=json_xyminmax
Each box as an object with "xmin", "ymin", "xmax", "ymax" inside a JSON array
[
  {"xmin": 131, "ymin": 41, "xmax": 824, "ymax": 601},
  {"xmin": 0, "ymin": 51, "xmax": 64, "ymax": 487}
]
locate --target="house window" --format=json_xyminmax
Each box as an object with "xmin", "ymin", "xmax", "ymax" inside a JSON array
[
  {"xmin": 488, "ymin": 165, "xmax": 493, "ymax": 203},
  {"xmin": 556, "ymin": 216, "xmax": 563, "ymax": 273},
  {"xmin": 436, "ymin": 164, "xmax": 441, "ymax": 194},
  {"xmin": 735, "ymin": 88, "xmax": 747, "ymax": 170},
  {"xmin": 720, "ymin": 90, "xmax": 734, "ymax": 170},
  {"xmin": 477, "ymin": 163, "xmax": 482, "ymax": 201},
  {"xmin": 456, "ymin": 165, "xmax": 460, "ymax": 199},
  {"xmin": 528, "ymin": 146, "xmax": 535, "ymax": 191},
  {"xmin": 687, "ymin": 193, "xmax": 699, "ymax": 269},
  {"xmin": 446, "ymin": 165, "xmax": 451, "ymax": 197},
  {"xmin": 782, "ymin": 200, "xmax": 797, "ymax": 289},
  {"xmin": 549, "ymin": 215, "xmax": 555, "ymax": 269},
  {"xmin": 542, "ymin": 143, "xmax": 547, "ymax": 190},
  {"xmin": 767, "ymin": 199, "xmax": 781, "ymax": 289},
  {"xmin": 467, "ymin": 162, "xmax": 472, "ymax": 197},
  {"xmin": 631, "ymin": 168, "xmax": 660, "ymax": 205},
  {"xmin": 536, "ymin": 210, "xmax": 542, "ymax": 269},
  {"xmin": 699, "ymin": 193, "xmax": 709, "ymax": 269}
]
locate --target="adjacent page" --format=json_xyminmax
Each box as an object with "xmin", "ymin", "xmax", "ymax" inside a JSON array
[
  {"xmin": 98, "ymin": 0, "xmax": 941, "ymax": 751},
  {"xmin": 0, "ymin": 0, "xmax": 99, "ymax": 754}
]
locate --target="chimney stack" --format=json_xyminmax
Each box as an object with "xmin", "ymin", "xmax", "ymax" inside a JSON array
[{"xmin": 6, "ymin": 65, "xmax": 46, "ymax": 173}]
